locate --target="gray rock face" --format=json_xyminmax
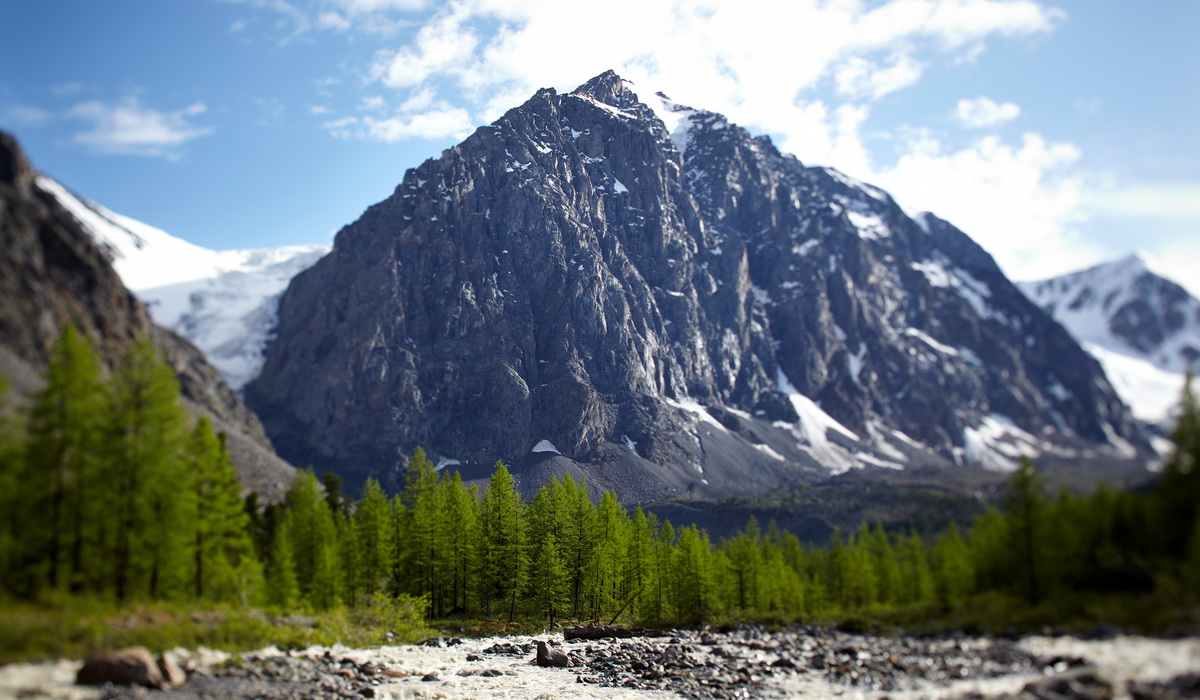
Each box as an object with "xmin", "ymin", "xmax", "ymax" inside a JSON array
[
  {"xmin": 0, "ymin": 131, "xmax": 295, "ymax": 502},
  {"xmin": 247, "ymin": 71, "xmax": 1148, "ymax": 499}
]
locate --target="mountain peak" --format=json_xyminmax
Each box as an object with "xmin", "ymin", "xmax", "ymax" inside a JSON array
[
  {"xmin": 248, "ymin": 74, "xmax": 1150, "ymax": 498},
  {"xmin": 572, "ymin": 69, "xmax": 632, "ymax": 100}
]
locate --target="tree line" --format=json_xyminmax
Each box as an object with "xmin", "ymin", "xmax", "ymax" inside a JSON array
[{"xmin": 2, "ymin": 327, "xmax": 1198, "ymax": 630}]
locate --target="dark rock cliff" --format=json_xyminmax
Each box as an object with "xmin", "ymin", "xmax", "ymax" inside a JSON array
[
  {"xmin": 246, "ymin": 72, "xmax": 1148, "ymax": 499},
  {"xmin": 0, "ymin": 131, "xmax": 295, "ymax": 502}
]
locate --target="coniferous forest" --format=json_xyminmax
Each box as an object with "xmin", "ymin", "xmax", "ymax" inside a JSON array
[{"xmin": 1, "ymin": 328, "xmax": 1199, "ymax": 656}]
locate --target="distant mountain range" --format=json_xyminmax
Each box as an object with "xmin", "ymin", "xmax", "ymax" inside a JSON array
[
  {"xmin": 1019, "ymin": 254, "xmax": 1199, "ymax": 427},
  {"xmin": 233, "ymin": 71, "xmax": 1151, "ymax": 499},
  {"xmin": 35, "ymin": 176, "xmax": 330, "ymax": 389},
  {"xmin": 8, "ymin": 73, "xmax": 1190, "ymax": 507}
]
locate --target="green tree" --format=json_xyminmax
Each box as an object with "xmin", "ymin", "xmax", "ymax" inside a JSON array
[
  {"xmin": 183, "ymin": 418, "xmax": 257, "ymax": 602},
  {"xmin": 587, "ymin": 490, "xmax": 628, "ymax": 621},
  {"xmin": 930, "ymin": 524, "xmax": 974, "ymax": 608},
  {"xmin": 352, "ymin": 478, "xmax": 393, "ymax": 602},
  {"xmin": 266, "ymin": 516, "xmax": 300, "ymax": 609},
  {"xmin": 480, "ymin": 461, "xmax": 526, "ymax": 620},
  {"xmin": 621, "ymin": 507, "xmax": 657, "ymax": 622},
  {"xmin": 440, "ymin": 471, "xmax": 480, "ymax": 614},
  {"xmin": 724, "ymin": 516, "xmax": 764, "ymax": 613},
  {"xmin": 21, "ymin": 326, "xmax": 106, "ymax": 596},
  {"xmin": 283, "ymin": 470, "xmax": 341, "ymax": 609},
  {"xmin": 525, "ymin": 491, "xmax": 569, "ymax": 628},
  {"xmin": 1005, "ymin": 457, "xmax": 1047, "ymax": 604},
  {"xmin": 399, "ymin": 448, "xmax": 441, "ymax": 608},
  {"xmin": 107, "ymin": 336, "xmax": 190, "ymax": 601},
  {"xmin": 1156, "ymin": 374, "xmax": 1200, "ymax": 556},
  {"xmin": 0, "ymin": 373, "xmax": 25, "ymax": 595}
]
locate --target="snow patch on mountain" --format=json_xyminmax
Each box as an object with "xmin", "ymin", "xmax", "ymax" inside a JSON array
[{"xmin": 37, "ymin": 176, "xmax": 330, "ymax": 388}]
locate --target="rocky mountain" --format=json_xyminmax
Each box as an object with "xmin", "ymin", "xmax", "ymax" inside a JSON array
[
  {"xmin": 246, "ymin": 71, "xmax": 1150, "ymax": 500},
  {"xmin": 1019, "ymin": 254, "xmax": 1200, "ymax": 425},
  {"xmin": 0, "ymin": 131, "xmax": 296, "ymax": 501},
  {"xmin": 36, "ymin": 176, "xmax": 330, "ymax": 389}
]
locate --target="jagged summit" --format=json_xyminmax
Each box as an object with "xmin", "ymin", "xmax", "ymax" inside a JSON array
[{"xmin": 246, "ymin": 72, "xmax": 1151, "ymax": 499}]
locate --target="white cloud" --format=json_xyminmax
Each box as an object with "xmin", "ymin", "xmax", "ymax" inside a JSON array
[
  {"xmin": 359, "ymin": 95, "xmax": 386, "ymax": 111},
  {"xmin": 355, "ymin": 0, "xmax": 1059, "ymax": 137},
  {"xmin": 324, "ymin": 105, "xmax": 472, "ymax": 141},
  {"xmin": 870, "ymin": 131, "xmax": 1089, "ymax": 280},
  {"xmin": 317, "ymin": 10, "xmax": 350, "ymax": 29},
  {"xmin": 953, "ymin": 96, "xmax": 1020, "ymax": 128},
  {"xmin": 834, "ymin": 54, "xmax": 925, "ymax": 100},
  {"xmin": 67, "ymin": 98, "xmax": 213, "ymax": 158},
  {"xmin": 332, "ymin": 0, "xmax": 425, "ymax": 12}
]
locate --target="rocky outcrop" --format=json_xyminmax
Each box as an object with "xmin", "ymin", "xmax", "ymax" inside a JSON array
[
  {"xmin": 246, "ymin": 72, "xmax": 1149, "ymax": 499},
  {"xmin": 0, "ymin": 131, "xmax": 295, "ymax": 501}
]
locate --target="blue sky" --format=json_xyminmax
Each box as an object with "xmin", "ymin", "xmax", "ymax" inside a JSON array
[{"xmin": 2, "ymin": 0, "xmax": 1198, "ymax": 292}]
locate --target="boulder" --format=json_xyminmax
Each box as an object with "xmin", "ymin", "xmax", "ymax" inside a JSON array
[
  {"xmin": 76, "ymin": 647, "xmax": 166, "ymax": 688},
  {"xmin": 536, "ymin": 641, "xmax": 570, "ymax": 668}
]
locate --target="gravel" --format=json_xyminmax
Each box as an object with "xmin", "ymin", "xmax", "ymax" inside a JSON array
[{"xmin": 2, "ymin": 628, "xmax": 1197, "ymax": 700}]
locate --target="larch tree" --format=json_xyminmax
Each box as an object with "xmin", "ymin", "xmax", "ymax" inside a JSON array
[
  {"xmin": 106, "ymin": 335, "xmax": 190, "ymax": 601},
  {"xmin": 21, "ymin": 325, "xmax": 106, "ymax": 596}
]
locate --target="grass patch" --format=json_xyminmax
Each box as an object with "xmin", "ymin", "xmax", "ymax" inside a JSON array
[{"xmin": 0, "ymin": 595, "xmax": 435, "ymax": 664}]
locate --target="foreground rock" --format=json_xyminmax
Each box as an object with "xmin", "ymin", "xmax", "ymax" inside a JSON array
[{"xmin": 76, "ymin": 648, "xmax": 172, "ymax": 689}]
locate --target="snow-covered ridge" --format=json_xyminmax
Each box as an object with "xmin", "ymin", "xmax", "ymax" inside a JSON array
[
  {"xmin": 37, "ymin": 176, "xmax": 330, "ymax": 389},
  {"xmin": 1019, "ymin": 253, "xmax": 1200, "ymax": 424}
]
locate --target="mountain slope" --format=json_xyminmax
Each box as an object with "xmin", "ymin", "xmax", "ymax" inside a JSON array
[
  {"xmin": 1019, "ymin": 254, "xmax": 1200, "ymax": 424},
  {"xmin": 35, "ymin": 176, "xmax": 329, "ymax": 389},
  {"xmin": 0, "ymin": 131, "xmax": 296, "ymax": 501},
  {"xmin": 246, "ymin": 72, "xmax": 1149, "ymax": 499}
]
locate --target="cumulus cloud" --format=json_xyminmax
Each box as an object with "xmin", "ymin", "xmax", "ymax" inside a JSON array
[
  {"xmin": 67, "ymin": 98, "xmax": 213, "ymax": 158},
  {"xmin": 870, "ymin": 131, "xmax": 1089, "ymax": 280},
  {"xmin": 953, "ymin": 96, "xmax": 1021, "ymax": 128}
]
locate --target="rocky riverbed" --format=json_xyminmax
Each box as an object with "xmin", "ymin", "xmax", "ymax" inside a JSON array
[{"xmin": 2, "ymin": 627, "xmax": 1198, "ymax": 700}]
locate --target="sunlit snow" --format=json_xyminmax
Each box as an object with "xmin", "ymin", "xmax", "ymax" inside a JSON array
[{"xmin": 38, "ymin": 176, "xmax": 331, "ymax": 388}]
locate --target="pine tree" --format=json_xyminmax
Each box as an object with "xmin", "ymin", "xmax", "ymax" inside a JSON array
[
  {"xmin": 21, "ymin": 325, "xmax": 106, "ymax": 596},
  {"xmin": 525, "ymin": 488, "xmax": 569, "ymax": 627},
  {"xmin": 352, "ymin": 478, "xmax": 392, "ymax": 602},
  {"xmin": 107, "ymin": 335, "xmax": 190, "ymax": 602},
  {"xmin": 1157, "ymin": 374, "xmax": 1200, "ymax": 556},
  {"xmin": 480, "ymin": 461, "xmax": 527, "ymax": 620},
  {"xmin": 267, "ymin": 516, "xmax": 300, "ymax": 609},
  {"xmin": 183, "ymin": 417, "xmax": 256, "ymax": 602},
  {"xmin": 555, "ymin": 474, "xmax": 596, "ymax": 618},
  {"xmin": 648, "ymin": 519, "xmax": 676, "ymax": 624},
  {"xmin": 621, "ymin": 506, "xmax": 656, "ymax": 622},
  {"xmin": 724, "ymin": 516, "xmax": 764, "ymax": 613},
  {"xmin": 284, "ymin": 470, "xmax": 342, "ymax": 609},
  {"xmin": 671, "ymin": 525, "xmax": 718, "ymax": 625},
  {"xmin": 1005, "ymin": 457, "xmax": 1047, "ymax": 604},
  {"xmin": 931, "ymin": 524, "xmax": 974, "ymax": 608},
  {"xmin": 400, "ymin": 448, "xmax": 440, "ymax": 608},
  {"xmin": 588, "ymin": 490, "xmax": 628, "ymax": 622},
  {"xmin": 440, "ymin": 471, "xmax": 480, "ymax": 615},
  {"xmin": 0, "ymin": 373, "xmax": 25, "ymax": 595}
]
